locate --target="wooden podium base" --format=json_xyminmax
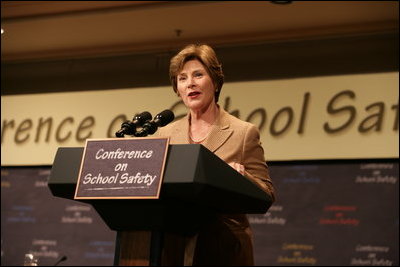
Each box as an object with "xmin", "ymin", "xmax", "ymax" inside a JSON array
[
  {"xmin": 118, "ymin": 231, "xmax": 151, "ymax": 266},
  {"xmin": 116, "ymin": 231, "xmax": 197, "ymax": 266}
]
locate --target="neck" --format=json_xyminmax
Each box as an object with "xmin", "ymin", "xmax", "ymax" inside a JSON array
[
  {"xmin": 188, "ymin": 104, "xmax": 219, "ymax": 143},
  {"xmin": 190, "ymin": 103, "xmax": 219, "ymax": 127}
]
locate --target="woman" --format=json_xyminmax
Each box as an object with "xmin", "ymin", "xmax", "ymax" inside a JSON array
[{"xmin": 157, "ymin": 44, "xmax": 275, "ymax": 265}]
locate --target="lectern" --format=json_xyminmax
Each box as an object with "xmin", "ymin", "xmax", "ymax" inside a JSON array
[{"xmin": 48, "ymin": 144, "xmax": 272, "ymax": 265}]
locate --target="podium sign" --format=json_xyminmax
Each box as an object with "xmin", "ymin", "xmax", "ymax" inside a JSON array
[{"xmin": 74, "ymin": 137, "xmax": 169, "ymax": 200}]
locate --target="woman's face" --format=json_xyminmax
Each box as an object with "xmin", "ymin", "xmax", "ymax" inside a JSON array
[{"xmin": 177, "ymin": 59, "xmax": 216, "ymax": 112}]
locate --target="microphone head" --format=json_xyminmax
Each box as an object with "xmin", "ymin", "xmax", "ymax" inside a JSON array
[
  {"xmin": 154, "ymin": 110, "xmax": 175, "ymax": 127},
  {"xmin": 133, "ymin": 111, "xmax": 152, "ymax": 126}
]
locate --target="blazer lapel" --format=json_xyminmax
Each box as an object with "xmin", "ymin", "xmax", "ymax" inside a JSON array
[
  {"xmin": 170, "ymin": 114, "xmax": 190, "ymax": 144},
  {"xmin": 203, "ymin": 108, "xmax": 233, "ymax": 153}
]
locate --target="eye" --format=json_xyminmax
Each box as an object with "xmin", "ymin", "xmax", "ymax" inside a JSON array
[
  {"xmin": 178, "ymin": 76, "xmax": 187, "ymax": 81},
  {"xmin": 195, "ymin": 72, "xmax": 203, "ymax": 77}
]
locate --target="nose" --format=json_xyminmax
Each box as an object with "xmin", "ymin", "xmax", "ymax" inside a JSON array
[{"xmin": 187, "ymin": 76, "xmax": 196, "ymax": 88}]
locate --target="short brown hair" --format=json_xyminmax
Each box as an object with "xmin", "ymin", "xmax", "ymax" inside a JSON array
[{"xmin": 169, "ymin": 44, "xmax": 224, "ymax": 102}]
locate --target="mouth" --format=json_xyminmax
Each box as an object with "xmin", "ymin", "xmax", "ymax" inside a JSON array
[{"xmin": 188, "ymin": 91, "xmax": 201, "ymax": 97}]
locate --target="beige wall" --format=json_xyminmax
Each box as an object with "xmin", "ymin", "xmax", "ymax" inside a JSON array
[{"xmin": 1, "ymin": 72, "xmax": 398, "ymax": 165}]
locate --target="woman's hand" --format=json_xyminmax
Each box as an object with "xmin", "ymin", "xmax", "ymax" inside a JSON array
[{"xmin": 228, "ymin": 162, "xmax": 245, "ymax": 175}]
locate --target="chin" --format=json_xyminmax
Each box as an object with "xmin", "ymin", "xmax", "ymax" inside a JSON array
[
  {"xmin": 186, "ymin": 98, "xmax": 214, "ymax": 111},
  {"xmin": 187, "ymin": 102, "xmax": 203, "ymax": 110}
]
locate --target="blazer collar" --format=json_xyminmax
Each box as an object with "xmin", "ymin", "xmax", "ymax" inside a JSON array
[{"xmin": 174, "ymin": 107, "xmax": 233, "ymax": 153}]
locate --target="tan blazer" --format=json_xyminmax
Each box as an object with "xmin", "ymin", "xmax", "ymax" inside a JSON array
[
  {"xmin": 157, "ymin": 107, "xmax": 274, "ymax": 197},
  {"xmin": 156, "ymin": 107, "xmax": 275, "ymax": 266}
]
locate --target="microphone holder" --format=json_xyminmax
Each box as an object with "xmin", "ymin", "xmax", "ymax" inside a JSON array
[
  {"xmin": 134, "ymin": 121, "xmax": 157, "ymax": 137},
  {"xmin": 115, "ymin": 121, "xmax": 137, "ymax": 138}
]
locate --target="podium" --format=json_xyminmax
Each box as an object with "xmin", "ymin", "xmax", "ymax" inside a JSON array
[{"xmin": 48, "ymin": 144, "xmax": 272, "ymax": 265}]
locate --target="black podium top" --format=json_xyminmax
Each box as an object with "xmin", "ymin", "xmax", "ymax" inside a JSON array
[{"xmin": 48, "ymin": 144, "xmax": 272, "ymax": 232}]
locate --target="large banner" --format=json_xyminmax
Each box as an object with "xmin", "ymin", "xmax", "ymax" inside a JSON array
[
  {"xmin": 1, "ymin": 160, "xmax": 398, "ymax": 266},
  {"xmin": 1, "ymin": 72, "xmax": 398, "ymax": 165}
]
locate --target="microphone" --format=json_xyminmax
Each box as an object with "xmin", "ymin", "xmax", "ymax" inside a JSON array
[
  {"xmin": 115, "ymin": 111, "xmax": 152, "ymax": 137},
  {"xmin": 54, "ymin": 255, "xmax": 67, "ymax": 266},
  {"xmin": 135, "ymin": 110, "xmax": 175, "ymax": 137}
]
